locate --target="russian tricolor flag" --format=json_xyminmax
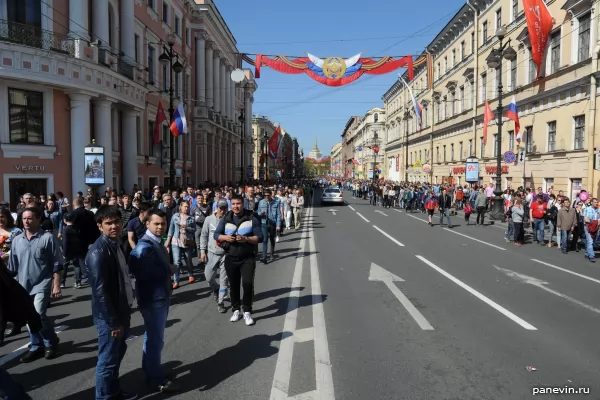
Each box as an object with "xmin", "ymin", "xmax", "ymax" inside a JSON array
[
  {"xmin": 170, "ymin": 103, "xmax": 187, "ymax": 137},
  {"xmin": 506, "ymin": 96, "xmax": 520, "ymax": 144}
]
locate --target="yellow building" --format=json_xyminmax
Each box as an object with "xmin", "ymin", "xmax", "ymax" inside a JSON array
[
  {"xmin": 251, "ymin": 115, "xmax": 277, "ymax": 180},
  {"xmin": 330, "ymin": 142, "xmax": 343, "ymax": 177},
  {"xmin": 340, "ymin": 108, "xmax": 386, "ymax": 179},
  {"xmin": 383, "ymin": 0, "xmax": 599, "ymax": 199}
]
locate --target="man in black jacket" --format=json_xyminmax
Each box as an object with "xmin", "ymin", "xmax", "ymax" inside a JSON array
[
  {"xmin": 86, "ymin": 206, "xmax": 137, "ymax": 400},
  {"xmin": 438, "ymin": 188, "xmax": 453, "ymax": 228},
  {"xmin": 71, "ymin": 197, "xmax": 100, "ymax": 247}
]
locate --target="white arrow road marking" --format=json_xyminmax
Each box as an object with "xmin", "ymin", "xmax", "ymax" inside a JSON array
[
  {"xmin": 374, "ymin": 210, "xmax": 388, "ymax": 217},
  {"xmin": 327, "ymin": 209, "xmax": 338, "ymax": 216},
  {"xmin": 416, "ymin": 256, "xmax": 537, "ymax": 330},
  {"xmin": 369, "ymin": 263, "xmax": 433, "ymax": 330},
  {"xmin": 0, "ymin": 325, "xmax": 69, "ymax": 366},
  {"xmin": 496, "ymin": 266, "xmax": 600, "ymax": 315},
  {"xmin": 531, "ymin": 259, "xmax": 600, "ymax": 285}
]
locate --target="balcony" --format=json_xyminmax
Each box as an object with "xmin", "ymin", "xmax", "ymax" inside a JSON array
[{"xmin": 0, "ymin": 19, "xmax": 75, "ymax": 56}]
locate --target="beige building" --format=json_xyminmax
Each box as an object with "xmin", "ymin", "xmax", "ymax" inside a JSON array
[
  {"xmin": 341, "ymin": 107, "xmax": 386, "ymax": 179},
  {"xmin": 330, "ymin": 142, "xmax": 343, "ymax": 177},
  {"xmin": 251, "ymin": 115, "xmax": 277, "ymax": 179},
  {"xmin": 383, "ymin": 0, "xmax": 599, "ymax": 199}
]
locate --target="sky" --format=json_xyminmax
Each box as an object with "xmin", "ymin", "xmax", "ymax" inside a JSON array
[{"xmin": 214, "ymin": 0, "xmax": 463, "ymax": 157}]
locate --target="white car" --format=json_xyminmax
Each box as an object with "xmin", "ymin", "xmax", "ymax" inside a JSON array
[{"xmin": 321, "ymin": 187, "xmax": 344, "ymax": 204}]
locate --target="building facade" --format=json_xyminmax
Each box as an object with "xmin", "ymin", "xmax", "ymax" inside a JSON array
[
  {"xmin": 251, "ymin": 114, "xmax": 277, "ymax": 180},
  {"xmin": 0, "ymin": 0, "xmax": 255, "ymax": 206},
  {"xmin": 330, "ymin": 142, "xmax": 342, "ymax": 177},
  {"xmin": 341, "ymin": 107, "xmax": 386, "ymax": 180},
  {"xmin": 382, "ymin": 0, "xmax": 600, "ymax": 198}
]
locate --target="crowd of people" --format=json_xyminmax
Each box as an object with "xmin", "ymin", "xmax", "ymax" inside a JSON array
[
  {"xmin": 0, "ymin": 180, "xmax": 314, "ymax": 399},
  {"xmin": 344, "ymin": 179, "xmax": 599, "ymax": 261}
]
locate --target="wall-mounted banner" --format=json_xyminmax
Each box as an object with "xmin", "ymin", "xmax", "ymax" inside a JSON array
[
  {"xmin": 465, "ymin": 157, "xmax": 479, "ymax": 183},
  {"xmin": 244, "ymin": 53, "xmax": 426, "ymax": 87}
]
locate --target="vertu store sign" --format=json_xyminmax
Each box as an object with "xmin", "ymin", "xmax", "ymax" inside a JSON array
[{"xmin": 14, "ymin": 165, "xmax": 46, "ymax": 171}]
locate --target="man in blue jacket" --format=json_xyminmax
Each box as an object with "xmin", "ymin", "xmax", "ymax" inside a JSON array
[
  {"xmin": 257, "ymin": 189, "xmax": 281, "ymax": 264},
  {"xmin": 128, "ymin": 209, "xmax": 180, "ymax": 393},
  {"xmin": 86, "ymin": 205, "xmax": 137, "ymax": 400}
]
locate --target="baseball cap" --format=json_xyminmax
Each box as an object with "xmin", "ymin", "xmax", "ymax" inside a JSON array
[{"xmin": 217, "ymin": 199, "xmax": 228, "ymax": 208}]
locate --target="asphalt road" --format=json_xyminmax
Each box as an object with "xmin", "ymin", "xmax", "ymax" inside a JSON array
[{"xmin": 3, "ymin": 190, "xmax": 599, "ymax": 399}]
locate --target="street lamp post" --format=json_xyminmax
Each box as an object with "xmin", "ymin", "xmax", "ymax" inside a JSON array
[
  {"xmin": 486, "ymin": 25, "xmax": 517, "ymax": 221},
  {"xmin": 158, "ymin": 33, "xmax": 184, "ymax": 188},
  {"xmin": 404, "ymin": 110, "xmax": 410, "ymax": 183},
  {"xmin": 239, "ymin": 111, "xmax": 245, "ymax": 185},
  {"xmin": 370, "ymin": 131, "xmax": 381, "ymax": 183},
  {"xmin": 263, "ymin": 131, "xmax": 268, "ymax": 181}
]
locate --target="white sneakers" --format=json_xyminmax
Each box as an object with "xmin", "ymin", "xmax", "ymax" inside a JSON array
[
  {"xmin": 230, "ymin": 310, "xmax": 255, "ymax": 325},
  {"xmin": 243, "ymin": 312, "xmax": 255, "ymax": 326}
]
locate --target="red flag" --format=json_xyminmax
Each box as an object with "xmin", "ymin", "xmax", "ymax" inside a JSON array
[
  {"xmin": 153, "ymin": 102, "xmax": 167, "ymax": 145},
  {"xmin": 268, "ymin": 126, "xmax": 281, "ymax": 159},
  {"xmin": 523, "ymin": 0, "xmax": 553, "ymax": 79},
  {"xmin": 483, "ymin": 100, "xmax": 494, "ymax": 146}
]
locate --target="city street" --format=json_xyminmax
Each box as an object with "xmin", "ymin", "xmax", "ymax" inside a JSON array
[{"xmin": 3, "ymin": 190, "xmax": 600, "ymax": 399}]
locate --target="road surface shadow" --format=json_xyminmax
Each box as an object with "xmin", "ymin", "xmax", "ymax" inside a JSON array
[
  {"xmin": 127, "ymin": 318, "xmax": 181, "ymax": 339},
  {"xmin": 170, "ymin": 286, "xmax": 212, "ymax": 306},
  {"xmin": 254, "ymin": 287, "xmax": 305, "ymax": 302},
  {"xmin": 252, "ymin": 294, "xmax": 328, "ymax": 322}
]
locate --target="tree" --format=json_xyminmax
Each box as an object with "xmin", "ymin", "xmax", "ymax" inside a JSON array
[{"xmin": 304, "ymin": 157, "xmax": 331, "ymax": 176}]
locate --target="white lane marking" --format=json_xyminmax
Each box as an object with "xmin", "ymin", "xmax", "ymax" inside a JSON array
[
  {"xmin": 415, "ymin": 256, "xmax": 537, "ymax": 330},
  {"xmin": 294, "ymin": 327, "xmax": 315, "ymax": 343},
  {"xmin": 496, "ymin": 266, "xmax": 600, "ymax": 315},
  {"xmin": 405, "ymin": 213, "xmax": 428, "ymax": 223},
  {"xmin": 348, "ymin": 205, "xmax": 355, "ymax": 211},
  {"xmin": 374, "ymin": 210, "xmax": 388, "ymax": 217},
  {"xmin": 290, "ymin": 390, "xmax": 317, "ymax": 400},
  {"xmin": 308, "ymin": 205, "xmax": 335, "ymax": 400},
  {"xmin": 531, "ymin": 259, "xmax": 600, "ymax": 285},
  {"xmin": 0, "ymin": 325, "xmax": 68, "ymax": 366},
  {"xmin": 270, "ymin": 208, "xmax": 311, "ymax": 400},
  {"xmin": 356, "ymin": 212, "xmax": 370, "ymax": 223},
  {"xmin": 394, "ymin": 209, "xmax": 402, "ymax": 213},
  {"xmin": 372, "ymin": 226, "xmax": 405, "ymax": 247},
  {"xmin": 443, "ymin": 228, "xmax": 506, "ymax": 251}
]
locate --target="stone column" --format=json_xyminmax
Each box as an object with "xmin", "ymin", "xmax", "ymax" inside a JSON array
[
  {"xmin": 205, "ymin": 42, "xmax": 214, "ymax": 108},
  {"xmin": 94, "ymin": 99, "xmax": 113, "ymax": 192},
  {"xmin": 226, "ymin": 68, "xmax": 232, "ymax": 120},
  {"xmin": 122, "ymin": 109, "xmax": 138, "ymax": 193},
  {"xmin": 92, "ymin": 0, "xmax": 109, "ymax": 48},
  {"xmin": 230, "ymin": 78, "xmax": 236, "ymax": 122},
  {"xmin": 213, "ymin": 51, "xmax": 221, "ymax": 113},
  {"xmin": 195, "ymin": 34, "xmax": 206, "ymax": 103},
  {"xmin": 220, "ymin": 62, "xmax": 226, "ymax": 118},
  {"xmin": 120, "ymin": 0, "xmax": 135, "ymax": 62},
  {"xmin": 69, "ymin": 0, "xmax": 89, "ymax": 39},
  {"xmin": 69, "ymin": 93, "xmax": 91, "ymax": 199}
]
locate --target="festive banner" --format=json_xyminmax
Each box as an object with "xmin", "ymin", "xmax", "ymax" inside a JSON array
[{"xmin": 247, "ymin": 53, "xmax": 417, "ymax": 87}]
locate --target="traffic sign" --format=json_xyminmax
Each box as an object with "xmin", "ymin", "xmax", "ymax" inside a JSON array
[{"xmin": 503, "ymin": 151, "xmax": 516, "ymax": 164}]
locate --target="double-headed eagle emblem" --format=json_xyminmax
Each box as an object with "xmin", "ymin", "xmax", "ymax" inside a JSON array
[{"xmin": 307, "ymin": 53, "xmax": 362, "ymax": 80}]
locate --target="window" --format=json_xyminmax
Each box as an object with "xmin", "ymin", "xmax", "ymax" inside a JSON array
[
  {"xmin": 186, "ymin": 28, "xmax": 191, "ymax": 47},
  {"xmin": 443, "ymin": 145, "xmax": 447, "ymax": 162},
  {"xmin": 449, "ymin": 91, "xmax": 455, "ymax": 117},
  {"xmin": 461, "ymin": 41, "xmax": 465, "ymax": 60},
  {"xmin": 436, "ymin": 100, "xmax": 441, "ymax": 122},
  {"xmin": 550, "ymin": 30, "xmax": 560, "ymax": 73},
  {"xmin": 450, "ymin": 143, "xmax": 455, "ymax": 161},
  {"xmin": 459, "ymin": 86, "xmax": 465, "ymax": 112},
  {"xmin": 444, "ymin": 56, "xmax": 447, "ymax": 73},
  {"xmin": 452, "ymin": 49, "xmax": 456, "ymax": 67},
  {"xmin": 508, "ymin": 130, "xmax": 514, "ymax": 151},
  {"xmin": 525, "ymin": 126, "xmax": 533, "ymax": 153},
  {"xmin": 162, "ymin": 2, "xmax": 169, "ymax": 25},
  {"xmin": 174, "ymin": 72, "xmax": 180, "ymax": 98},
  {"xmin": 459, "ymin": 142, "xmax": 463, "ymax": 159},
  {"xmin": 510, "ymin": 58, "xmax": 517, "ymax": 90},
  {"xmin": 147, "ymin": 45, "xmax": 155, "ymax": 84},
  {"xmin": 496, "ymin": 9, "xmax": 502, "ymax": 30},
  {"xmin": 481, "ymin": 73, "xmax": 487, "ymax": 102},
  {"xmin": 493, "ymin": 134, "xmax": 499, "ymax": 157},
  {"xmin": 8, "ymin": 88, "xmax": 44, "ymax": 144},
  {"xmin": 480, "ymin": 136, "xmax": 485, "ymax": 158},
  {"xmin": 162, "ymin": 125, "xmax": 168, "ymax": 146},
  {"xmin": 529, "ymin": 48, "xmax": 537, "ymax": 83},
  {"xmin": 578, "ymin": 13, "xmax": 591, "ymax": 62},
  {"xmin": 175, "ymin": 16, "xmax": 181, "ymax": 37},
  {"xmin": 512, "ymin": 0, "xmax": 519, "ymax": 20},
  {"xmin": 482, "ymin": 21, "xmax": 488, "ymax": 44},
  {"xmin": 162, "ymin": 64, "xmax": 168, "ymax": 91},
  {"xmin": 436, "ymin": 62, "xmax": 440, "ymax": 79},
  {"xmin": 419, "ymin": 150, "xmax": 422, "ymax": 162},
  {"xmin": 574, "ymin": 115, "xmax": 585, "ymax": 150},
  {"xmin": 374, "ymin": 113, "xmax": 379, "ymax": 123},
  {"xmin": 148, "ymin": 120, "xmax": 155, "ymax": 155},
  {"xmin": 7, "ymin": 0, "xmax": 42, "ymax": 27},
  {"xmin": 469, "ymin": 139, "xmax": 473, "ymax": 156},
  {"xmin": 547, "ymin": 121, "xmax": 556, "ymax": 152},
  {"xmin": 134, "ymin": 34, "xmax": 140, "ymax": 62},
  {"xmin": 147, "ymin": 0, "xmax": 155, "ymax": 10},
  {"xmin": 136, "ymin": 116, "xmax": 142, "ymax": 155},
  {"xmin": 443, "ymin": 96, "xmax": 448, "ymax": 120},
  {"xmin": 186, "ymin": 73, "xmax": 191, "ymax": 99},
  {"xmin": 494, "ymin": 67, "xmax": 501, "ymax": 97},
  {"xmin": 436, "ymin": 146, "xmax": 440, "ymax": 163},
  {"xmin": 471, "ymin": 32, "xmax": 475, "ymax": 54}
]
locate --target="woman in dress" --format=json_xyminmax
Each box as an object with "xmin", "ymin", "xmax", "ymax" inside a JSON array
[{"xmin": 166, "ymin": 201, "xmax": 196, "ymax": 289}]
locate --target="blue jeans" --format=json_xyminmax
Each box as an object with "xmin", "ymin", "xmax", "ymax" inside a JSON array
[
  {"xmin": 439, "ymin": 209, "xmax": 452, "ymax": 226},
  {"xmin": 546, "ymin": 220, "xmax": 556, "ymax": 244},
  {"xmin": 560, "ymin": 230, "xmax": 570, "ymax": 251},
  {"xmin": 532, "ymin": 218, "xmax": 545, "ymax": 243},
  {"xmin": 171, "ymin": 246, "xmax": 194, "ymax": 282},
  {"xmin": 140, "ymin": 300, "xmax": 169, "ymax": 386},
  {"xmin": 584, "ymin": 226, "xmax": 596, "ymax": 260},
  {"xmin": 28, "ymin": 291, "xmax": 58, "ymax": 351},
  {"xmin": 95, "ymin": 320, "xmax": 129, "ymax": 400},
  {"xmin": 261, "ymin": 223, "xmax": 276, "ymax": 258},
  {"xmin": 505, "ymin": 220, "xmax": 514, "ymax": 240}
]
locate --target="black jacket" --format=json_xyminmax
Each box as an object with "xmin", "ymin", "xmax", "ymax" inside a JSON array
[
  {"xmin": 0, "ymin": 260, "xmax": 42, "ymax": 336},
  {"xmin": 62, "ymin": 225, "xmax": 87, "ymax": 260},
  {"xmin": 86, "ymin": 235, "xmax": 131, "ymax": 328},
  {"xmin": 438, "ymin": 194, "xmax": 452, "ymax": 210},
  {"xmin": 72, "ymin": 207, "xmax": 100, "ymax": 246}
]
